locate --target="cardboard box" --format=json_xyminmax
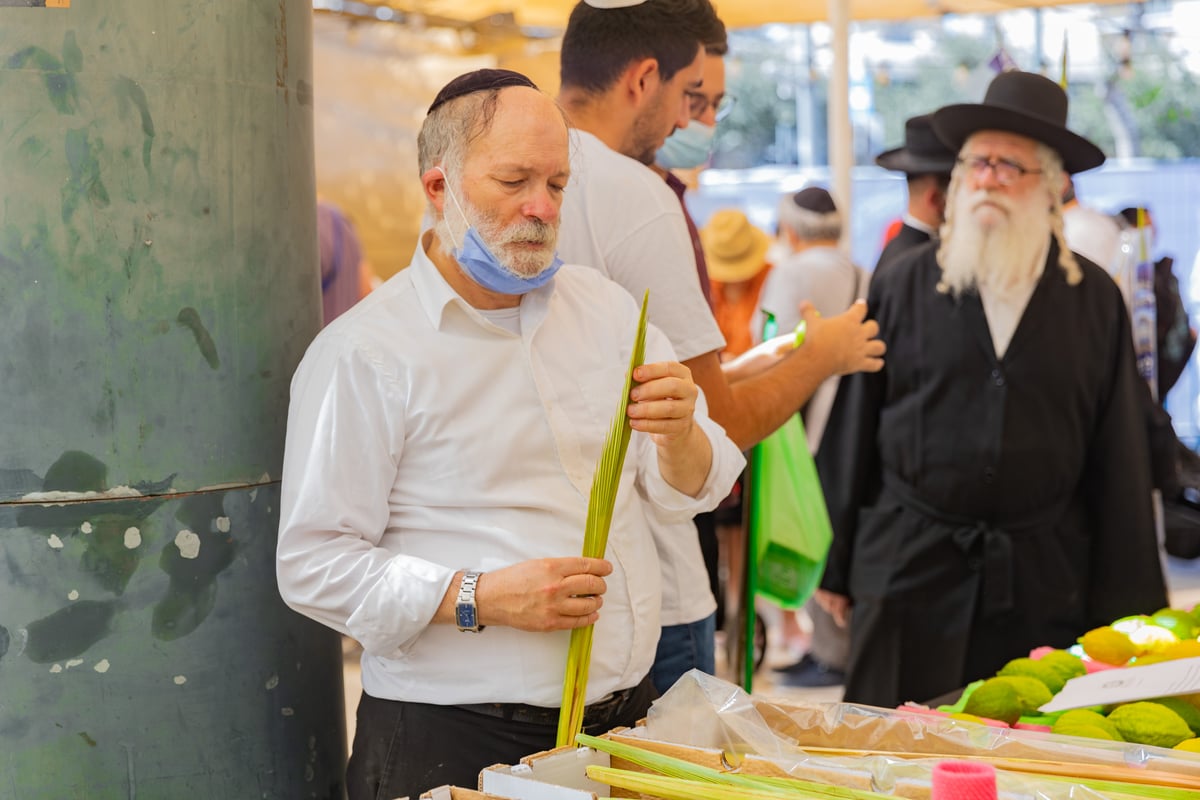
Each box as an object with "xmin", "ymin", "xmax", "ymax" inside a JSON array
[{"xmin": 418, "ymin": 786, "xmax": 507, "ymax": 800}]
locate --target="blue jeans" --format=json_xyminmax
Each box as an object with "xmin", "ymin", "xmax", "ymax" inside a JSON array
[{"xmin": 650, "ymin": 611, "xmax": 717, "ymax": 695}]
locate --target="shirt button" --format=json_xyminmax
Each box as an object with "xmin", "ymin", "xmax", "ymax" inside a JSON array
[
  {"xmin": 984, "ymin": 467, "xmax": 996, "ymax": 483},
  {"xmin": 967, "ymin": 557, "xmax": 983, "ymax": 570},
  {"xmin": 990, "ymin": 369, "xmax": 1005, "ymax": 387}
]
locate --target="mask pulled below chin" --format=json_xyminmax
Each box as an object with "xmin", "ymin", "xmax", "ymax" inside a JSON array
[{"xmin": 453, "ymin": 225, "xmax": 563, "ymax": 295}]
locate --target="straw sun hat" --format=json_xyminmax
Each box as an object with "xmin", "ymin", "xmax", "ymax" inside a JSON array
[{"xmin": 700, "ymin": 209, "xmax": 771, "ymax": 283}]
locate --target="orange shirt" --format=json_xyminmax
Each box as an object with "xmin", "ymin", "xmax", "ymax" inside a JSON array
[{"xmin": 710, "ymin": 265, "xmax": 772, "ymax": 359}]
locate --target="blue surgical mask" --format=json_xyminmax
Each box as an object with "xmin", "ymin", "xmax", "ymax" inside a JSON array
[
  {"xmin": 436, "ymin": 167, "xmax": 562, "ymax": 295},
  {"xmin": 656, "ymin": 121, "xmax": 715, "ymax": 170}
]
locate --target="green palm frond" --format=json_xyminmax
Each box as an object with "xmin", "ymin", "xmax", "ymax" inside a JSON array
[{"xmin": 577, "ymin": 734, "xmax": 887, "ymax": 799}]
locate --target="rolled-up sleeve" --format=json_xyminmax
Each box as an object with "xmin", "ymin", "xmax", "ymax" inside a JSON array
[{"xmin": 633, "ymin": 328, "xmax": 745, "ymax": 520}]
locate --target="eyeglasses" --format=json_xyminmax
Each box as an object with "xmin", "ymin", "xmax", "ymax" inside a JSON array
[
  {"xmin": 685, "ymin": 90, "xmax": 736, "ymax": 122},
  {"xmin": 956, "ymin": 155, "xmax": 1043, "ymax": 186}
]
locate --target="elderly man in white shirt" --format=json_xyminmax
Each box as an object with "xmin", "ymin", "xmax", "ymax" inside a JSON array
[{"xmin": 275, "ymin": 69, "xmax": 743, "ymax": 800}]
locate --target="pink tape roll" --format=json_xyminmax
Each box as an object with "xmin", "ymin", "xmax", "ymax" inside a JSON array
[{"xmin": 932, "ymin": 760, "xmax": 997, "ymax": 800}]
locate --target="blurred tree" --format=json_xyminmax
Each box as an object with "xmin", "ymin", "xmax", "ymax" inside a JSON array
[
  {"xmin": 712, "ymin": 33, "xmax": 799, "ymax": 168},
  {"xmin": 1101, "ymin": 30, "xmax": 1200, "ymax": 159}
]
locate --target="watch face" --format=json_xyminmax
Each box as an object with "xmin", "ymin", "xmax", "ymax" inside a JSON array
[{"xmin": 456, "ymin": 604, "xmax": 478, "ymax": 630}]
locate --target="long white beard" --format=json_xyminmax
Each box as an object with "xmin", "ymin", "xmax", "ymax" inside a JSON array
[{"xmin": 939, "ymin": 188, "xmax": 1052, "ymax": 298}]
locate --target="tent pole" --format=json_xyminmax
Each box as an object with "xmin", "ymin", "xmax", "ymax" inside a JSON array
[{"xmin": 827, "ymin": 0, "xmax": 853, "ymax": 251}]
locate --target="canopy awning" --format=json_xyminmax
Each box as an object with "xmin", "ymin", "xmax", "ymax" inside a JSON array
[{"xmin": 335, "ymin": 0, "xmax": 1128, "ymax": 30}]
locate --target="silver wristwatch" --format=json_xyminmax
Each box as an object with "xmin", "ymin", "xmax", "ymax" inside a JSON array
[{"xmin": 455, "ymin": 570, "xmax": 485, "ymax": 633}]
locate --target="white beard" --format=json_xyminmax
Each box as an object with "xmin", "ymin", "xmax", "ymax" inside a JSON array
[
  {"xmin": 436, "ymin": 183, "xmax": 558, "ymax": 278},
  {"xmin": 939, "ymin": 187, "xmax": 1052, "ymax": 298}
]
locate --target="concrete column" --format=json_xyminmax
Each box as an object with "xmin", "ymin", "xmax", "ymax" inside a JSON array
[{"xmin": 0, "ymin": 2, "xmax": 346, "ymax": 796}]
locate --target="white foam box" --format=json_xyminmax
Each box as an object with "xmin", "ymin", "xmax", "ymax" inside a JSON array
[{"xmin": 478, "ymin": 743, "xmax": 614, "ymax": 800}]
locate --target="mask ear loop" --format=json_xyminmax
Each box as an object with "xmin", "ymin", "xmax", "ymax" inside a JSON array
[{"xmin": 434, "ymin": 166, "xmax": 472, "ymax": 242}]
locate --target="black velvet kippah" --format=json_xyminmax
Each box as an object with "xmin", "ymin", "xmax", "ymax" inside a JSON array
[
  {"xmin": 791, "ymin": 186, "xmax": 837, "ymax": 214},
  {"xmin": 427, "ymin": 69, "xmax": 538, "ymax": 114}
]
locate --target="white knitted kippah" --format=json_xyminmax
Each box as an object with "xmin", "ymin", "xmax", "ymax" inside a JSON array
[{"xmin": 583, "ymin": 0, "xmax": 649, "ymax": 8}]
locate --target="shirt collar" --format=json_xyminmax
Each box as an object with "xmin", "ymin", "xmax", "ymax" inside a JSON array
[
  {"xmin": 407, "ymin": 230, "xmax": 554, "ymax": 336},
  {"xmin": 903, "ymin": 213, "xmax": 938, "ymax": 236}
]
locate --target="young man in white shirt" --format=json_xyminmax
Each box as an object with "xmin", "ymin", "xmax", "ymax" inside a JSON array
[
  {"xmin": 555, "ymin": 0, "xmax": 885, "ymax": 693},
  {"xmin": 276, "ymin": 69, "xmax": 744, "ymax": 800}
]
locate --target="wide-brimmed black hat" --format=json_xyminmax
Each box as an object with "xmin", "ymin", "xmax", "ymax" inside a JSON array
[
  {"xmin": 875, "ymin": 114, "xmax": 956, "ymax": 176},
  {"xmin": 932, "ymin": 70, "xmax": 1105, "ymax": 174}
]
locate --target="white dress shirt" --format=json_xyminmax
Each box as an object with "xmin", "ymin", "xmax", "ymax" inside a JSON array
[
  {"xmin": 902, "ymin": 213, "xmax": 938, "ymax": 237},
  {"xmin": 979, "ymin": 240, "xmax": 1051, "ymax": 360},
  {"xmin": 276, "ymin": 239, "xmax": 744, "ymax": 707}
]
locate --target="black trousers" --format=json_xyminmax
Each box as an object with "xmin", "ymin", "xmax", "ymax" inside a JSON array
[{"xmin": 345, "ymin": 675, "xmax": 657, "ymax": 800}]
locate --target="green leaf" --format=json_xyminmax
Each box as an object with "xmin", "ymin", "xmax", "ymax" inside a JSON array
[{"xmin": 556, "ymin": 291, "xmax": 649, "ymax": 746}]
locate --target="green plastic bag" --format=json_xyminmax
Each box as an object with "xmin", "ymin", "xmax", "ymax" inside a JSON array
[{"xmin": 749, "ymin": 410, "xmax": 833, "ymax": 610}]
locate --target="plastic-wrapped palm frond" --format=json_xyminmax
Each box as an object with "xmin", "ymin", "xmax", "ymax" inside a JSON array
[
  {"xmin": 577, "ymin": 734, "xmax": 888, "ymax": 799},
  {"xmin": 586, "ymin": 766, "xmax": 892, "ymax": 800},
  {"xmin": 556, "ymin": 291, "xmax": 649, "ymax": 747}
]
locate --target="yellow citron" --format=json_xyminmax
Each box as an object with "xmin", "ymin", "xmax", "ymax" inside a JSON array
[
  {"xmin": 998, "ymin": 656, "xmax": 1065, "ymax": 694},
  {"xmin": 1053, "ymin": 709, "xmax": 1122, "ymax": 740},
  {"xmin": 1132, "ymin": 653, "xmax": 1171, "ymax": 667},
  {"xmin": 1053, "ymin": 722, "xmax": 1121, "ymax": 741},
  {"xmin": 1038, "ymin": 649, "xmax": 1087, "ymax": 682},
  {"xmin": 1128, "ymin": 624, "xmax": 1180, "ymax": 656},
  {"xmin": 1108, "ymin": 702, "xmax": 1193, "ymax": 749},
  {"xmin": 1150, "ymin": 697, "xmax": 1200, "ymax": 736},
  {"xmin": 963, "ymin": 678, "xmax": 1023, "ymax": 725},
  {"xmin": 1159, "ymin": 640, "xmax": 1200, "ymax": 660},
  {"xmin": 1175, "ymin": 737, "xmax": 1200, "ymax": 753},
  {"xmin": 1079, "ymin": 626, "xmax": 1137, "ymax": 666}
]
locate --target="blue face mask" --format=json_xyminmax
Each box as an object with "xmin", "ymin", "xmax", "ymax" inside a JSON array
[
  {"xmin": 656, "ymin": 121, "xmax": 715, "ymax": 170},
  {"xmin": 437, "ymin": 167, "xmax": 563, "ymax": 295}
]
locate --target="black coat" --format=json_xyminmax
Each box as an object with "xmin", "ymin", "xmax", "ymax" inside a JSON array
[
  {"xmin": 816, "ymin": 239, "xmax": 1168, "ymax": 707},
  {"xmin": 874, "ymin": 223, "xmax": 933, "ymax": 275}
]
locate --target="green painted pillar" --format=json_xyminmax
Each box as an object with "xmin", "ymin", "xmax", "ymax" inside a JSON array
[{"xmin": 0, "ymin": 2, "xmax": 346, "ymax": 797}]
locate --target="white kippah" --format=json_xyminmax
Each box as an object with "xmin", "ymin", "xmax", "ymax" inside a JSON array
[{"xmin": 583, "ymin": 0, "xmax": 649, "ymax": 7}]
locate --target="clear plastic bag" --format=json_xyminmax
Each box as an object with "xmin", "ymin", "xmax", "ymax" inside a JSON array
[{"xmin": 634, "ymin": 670, "xmax": 1200, "ymax": 799}]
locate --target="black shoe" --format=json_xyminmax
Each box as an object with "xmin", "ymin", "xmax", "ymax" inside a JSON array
[{"xmin": 776, "ymin": 656, "xmax": 845, "ymax": 688}]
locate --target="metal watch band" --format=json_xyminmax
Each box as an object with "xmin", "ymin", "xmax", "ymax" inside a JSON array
[{"xmin": 455, "ymin": 570, "xmax": 485, "ymax": 632}]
